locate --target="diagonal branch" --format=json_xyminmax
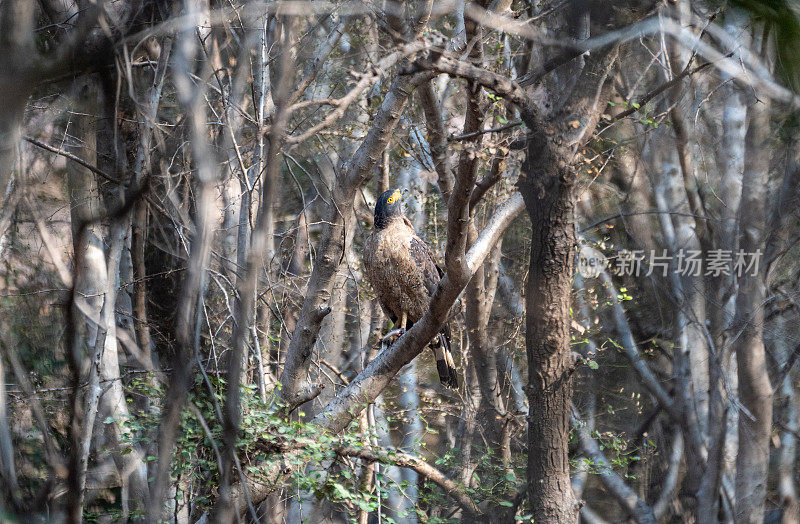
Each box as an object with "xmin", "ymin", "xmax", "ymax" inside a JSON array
[
  {"xmin": 278, "ymin": 72, "xmax": 420, "ymax": 402},
  {"xmin": 24, "ymin": 136, "xmax": 121, "ymax": 184},
  {"xmin": 287, "ymin": 18, "xmax": 346, "ymax": 107},
  {"xmin": 610, "ymin": 60, "xmax": 714, "ymax": 123},
  {"xmin": 284, "ymin": 38, "xmax": 433, "ymax": 145},
  {"xmin": 230, "ymin": 192, "xmax": 524, "ymax": 513},
  {"xmin": 333, "ymin": 445, "xmax": 482, "ymax": 517},
  {"xmin": 404, "ymin": 54, "xmax": 529, "ymax": 108},
  {"xmin": 315, "ymin": 194, "xmax": 523, "ymax": 433}
]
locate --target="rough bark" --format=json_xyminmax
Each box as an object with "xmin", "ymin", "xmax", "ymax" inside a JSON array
[
  {"xmin": 520, "ymin": 153, "xmax": 579, "ymax": 522},
  {"xmin": 520, "ymin": 49, "xmax": 616, "ymax": 522}
]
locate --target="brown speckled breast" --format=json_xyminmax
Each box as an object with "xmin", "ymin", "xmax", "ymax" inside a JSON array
[{"xmin": 363, "ymin": 217, "xmax": 435, "ymax": 324}]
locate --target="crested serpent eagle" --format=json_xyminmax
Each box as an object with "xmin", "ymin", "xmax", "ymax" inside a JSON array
[{"xmin": 363, "ymin": 189, "xmax": 459, "ymax": 388}]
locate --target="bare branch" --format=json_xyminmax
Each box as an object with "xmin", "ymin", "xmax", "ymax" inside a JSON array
[
  {"xmin": 148, "ymin": 5, "xmax": 220, "ymax": 517},
  {"xmin": 24, "ymin": 136, "xmax": 121, "ymax": 184},
  {"xmin": 334, "ymin": 445, "xmax": 482, "ymax": 517},
  {"xmin": 287, "ymin": 18, "xmax": 346, "ymax": 107},
  {"xmin": 466, "ymin": 193, "xmax": 523, "ymax": 273},
  {"xmin": 284, "ymin": 383, "xmax": 325, "ymax": 414},
  {"xmin": 654, "ymin": 431, "xmax": 684, "ymax": 519},
  {"xmin": 285, "ymin": 38, "xmax": 433, "ymax": 146},
  {"xmin": 610, "ymin": 60, "xmax": 714, "ymax": 123},
  {"xmin": 278, "ymin": 72, "xmax": 421, "ymax": 401},
  {"xmin": 465, "ymin": 5, "xmax": 800, "ymax": 106},
  {"xmin": 404, "ymin": 55, "xmax": 529, "ymax": 108},
  {"xmin": 451, "ymin": 120, "xmax": 522, "ymax": 141}
]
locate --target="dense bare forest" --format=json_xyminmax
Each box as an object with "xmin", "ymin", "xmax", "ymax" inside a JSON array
[{"xmin": 1, "ymin": 0, "xmax": 800, "ymax": 522}]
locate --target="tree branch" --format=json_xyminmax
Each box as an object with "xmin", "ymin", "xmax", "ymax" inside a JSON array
[
  {"xmin": 285, "ymin": 38, "xmax": 432, "ymax": 146},
  {"xmin": 333, "ymin": 445, "xmax": 482, "ymax": 517},
  {"xmin": 24, "ymin": 136, "xmax": 121, "ymax": 184},
  {"xmin": 610, "ymin": 61, "xmax": 714, "ymax": 123},
  {"xmin": 230, "ymin": 192, "xmax": 524, "ymax": 513},
  {"xmin": 278, "ymin": 72, "xmax": 420, "ymax": 402},
  {"xmin": 404, "ymin": 55, "xmax": 529, "ymax": 109},
  {"xmin": 450, "ymin": 120, "xmax": 522, "ymax": 141}
]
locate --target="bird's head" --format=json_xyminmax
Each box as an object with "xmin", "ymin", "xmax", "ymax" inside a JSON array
[{"xmin": 374, "ymin": 189, "xmax": 404, "ymax": 229}]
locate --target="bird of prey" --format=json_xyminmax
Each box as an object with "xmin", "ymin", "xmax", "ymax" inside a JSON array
[{"xmin": 363, "ymin": 189, "xmax": 459, "ymax": 388}]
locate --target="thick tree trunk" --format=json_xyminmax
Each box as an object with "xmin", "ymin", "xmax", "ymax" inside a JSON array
[
  {"xmin": 517, "ymin": 42, "xmax": 615, "ymax": 522},
  {"xmin": 520, "ymin": 151, "xmax": 578, "ymax": 523}
]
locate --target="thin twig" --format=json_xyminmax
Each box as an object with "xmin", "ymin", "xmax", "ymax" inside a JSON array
[
  {"xmin": 609, "ymin": 61, "xmax": 715, "ymax": 123},
  {"xmin": 24, "ymin": 135, "xmax": 121, "ymax": 184},
  {"xmin": 449, "ymin": 120, "xmax": 522, "ymax": 141}
]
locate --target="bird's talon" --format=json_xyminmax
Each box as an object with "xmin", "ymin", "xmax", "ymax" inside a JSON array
[{"xmin": 381, "ymin": 328, "xmax": 406, "ymax": 344}]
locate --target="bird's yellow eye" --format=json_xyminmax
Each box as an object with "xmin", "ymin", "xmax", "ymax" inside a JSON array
[{"xmin": 386, "ymin": 190, "xmax": 401, "ymax": 205}]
